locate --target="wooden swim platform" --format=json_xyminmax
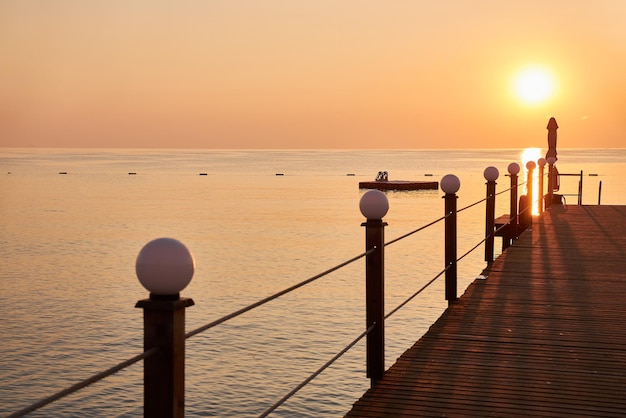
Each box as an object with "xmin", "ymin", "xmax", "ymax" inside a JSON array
[
  {"xmin": 346, "ymin": 205, "xmax": 626, "ymax": 417},
  {"xmin": 359, "ymin": 180, "xmax": 439, "ymax": 191}
]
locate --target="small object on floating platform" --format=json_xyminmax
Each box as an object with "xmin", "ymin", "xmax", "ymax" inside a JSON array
[
  {"xmin": 360, "ymin": 170, "xmax": 438, "ymax": 191},
  {"xmin": 424, "ymin": 173, "xmax": 433, "ymax": 177}
]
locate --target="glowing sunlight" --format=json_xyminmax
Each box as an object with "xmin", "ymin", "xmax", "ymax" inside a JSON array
[
  {"xmin": 521, "ymin": 147, "xmax": 542, "ymax": 215},
  {"xmin": 513, "ymin": 66, "xmax": 556, "ymax": 105}
]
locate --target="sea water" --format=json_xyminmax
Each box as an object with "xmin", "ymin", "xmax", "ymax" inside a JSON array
[{"xmin": 1, "ymin": 148, "xmax": 624, "ymax": 417}]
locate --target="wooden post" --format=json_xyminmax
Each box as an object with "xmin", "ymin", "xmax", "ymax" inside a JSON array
[
  {"xmin": 484, "ymin": 177, "xmax": 497, "ymax": 263},
  {"xmin": 440, "ymin": 174, "xmax": 460, "ymax": 306},
  {"xmin": 134, "ymin": 238, "xmax": 195, "ymax": 418},
  {"xmin": 510, "ymin": 174, "xmax": 518, "ymax": 224},
  {"xmin": 363, "ymin": 218, "xmax": 386, "ymax": 387},
  {"xmin": 444, "ymin": 192, "xmax": 458, "ymax": 305},
  {"xmin": 546, "ymin": 159, "xmax": 556, "ymax": 208},
  {"xmin": 578, "ymin": 170, "xmax": 583, "ymax": 205},
  {"xmin": 538, "ymin": 159, "xmax": 546, "ymax": 214},
  {"xmin": 484, "ymin": 183, "xmax": 496, "ymax": 263},
  {"xmin": 506, "ymin": 163, "xmax": 520, "ymax": 249},
  {"xmin": 524, "ymin": 161, "xmax": 536, "ymax": 229},
  {"xmin": 136, "ymin": 297, "xmax": 194, "ymax": 418}
]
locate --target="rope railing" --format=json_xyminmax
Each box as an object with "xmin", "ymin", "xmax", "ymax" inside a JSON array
[
  {"xmin": 6, "ymin": 161, "xmax": 557, "ymax": 418},
  {"xmin": 262, "ymin": 214, "xmax": 458, "ymax": 413},
  {"xmin": 457, "ymin": 196, "xmax": 487, "ymax": 213},
  {"xmin": 5, "ymin": 347, "xmax": 159, "ymax": 418},
  {"xmin": 458, "ymin": 236, "xmax": 487, "ymax": 263},
  {"xmin": 495, "ymin": 183, "xmax": 516, "ymax": 197},
  {"xmin": 383, "ymin": 180, "xmax": 527, "ymax": 323},
  {"xmin": 5, "ymin": 248, "xmax": 375, "ymax": 418},
  {"xmin": 384, "ymin": 171, "xmax": 540, "ymax": 321},
  {"xmin": 385, "ymin": 265, "xmax": 450, "ymax": 320},
  {"xmin": 7, "ymin": 213, "xmax": 447, "ymax": 417},
  {"xmin": 7, "ymin": 211, "xmax": 447, "ymax": 418},
  {"xmin": 256, "ymin": 171, "xmax": 543, "ymax": 409},
  {"xmin": 385, "ymin": 214, "xmax": 448, "ymax": 247},
  {"xmin": 258, "ymin": 323, "xmax": 377, "ymax": 418},
  {"xmin": 455, "ymin": 182, "xmax": 519, "ymax": 265},
  {"xmin": 455, "ymin": 177, "xmax": 526, "ymax": 216},
  {"xmin": 186, "ymin": 248, "xmax": 374, "ymax": 339},
  {"xmin": 384, "ymin": 179, "xmax": 519, "ymax": 320}
]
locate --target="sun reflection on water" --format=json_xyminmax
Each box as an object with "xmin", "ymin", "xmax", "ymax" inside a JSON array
[{"xmin": 521, "ymin": 148, "xmax": 542, "ymax": 215}]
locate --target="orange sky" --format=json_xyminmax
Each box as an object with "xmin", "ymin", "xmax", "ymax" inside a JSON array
[{"xmin": 1, "ymin": 1, "xmax": 625, "ymax": 149}]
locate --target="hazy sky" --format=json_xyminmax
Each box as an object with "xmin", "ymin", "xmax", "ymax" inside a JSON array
[{"xmin": 1, "ymin": 1, "xmax": 625, "ymax": 149}]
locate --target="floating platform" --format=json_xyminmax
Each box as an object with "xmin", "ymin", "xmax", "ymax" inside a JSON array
[{"xmin": 359, "ymin": 180, "xmax": 439, "ymax": 191}]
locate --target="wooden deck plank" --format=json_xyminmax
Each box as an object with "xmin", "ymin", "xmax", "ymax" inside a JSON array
[{"xmin": 345, "ymin": 205, "xmax": 626, "ymax": 417}]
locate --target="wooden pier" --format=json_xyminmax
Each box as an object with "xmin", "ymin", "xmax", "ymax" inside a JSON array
[{"xmin": 346, "ymin": 205, "xmax": 626, "ymax": 417}]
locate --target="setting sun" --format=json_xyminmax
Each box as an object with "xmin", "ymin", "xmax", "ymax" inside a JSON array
[{"xmin": 513, "ymin": 66, "xmax": 556, "ymax": 105}]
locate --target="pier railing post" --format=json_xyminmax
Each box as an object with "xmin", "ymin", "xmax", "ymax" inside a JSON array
[
  {"xmin": 441, "ymin": 175, "xmax": 460, "ymax": 306},
  {"xmin": 483, "ymin": 167, "xmax": 499, "ymax": 264},
  {"xmin": 359, "ymin": 190, "xmax": 389, "ymax": 387},
  {"xmin": 135, "ymin": 238, "xmax": 195, "ymax": 418},
  {"xmin": 522, "ymin": 161, "xmax": 536, "ymax": 229},
  {"xmin": 546, "ymin": 157, "xmax": 556, "ymax": 208},
  {"xmin": 578, "ymin": 170, "xmax": 583, "ymax": 205},
  {"xmin": 538, "ymin": 158, "xmax": 546, "ymax": 214},
  {"xmin": 507, "ymin": 163, "xmax": 521, "ymax": 248}
]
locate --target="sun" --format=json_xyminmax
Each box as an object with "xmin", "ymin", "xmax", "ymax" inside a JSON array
[{"xmin": 513, "ymin": 66, "xmax": 556, "ymax": 105}]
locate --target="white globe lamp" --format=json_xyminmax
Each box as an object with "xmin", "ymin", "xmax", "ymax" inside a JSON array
[
  {"xmin": 359, "ymin": 190, "xmax": 389, "ymax": 220},
  {"xmin": 508, "ymin": 163, "xmax": 521, "ymax": 175},
  {"xmin": 440, "ymin": 174, "xmax": 460, "ymax": 194},
  {"xmin": 483, "ymin": 166, "xmax": 499, "ymax": 181},
  {"xmin": 136, "ymin": 238, "xmax": 195, "ymax": 298}
]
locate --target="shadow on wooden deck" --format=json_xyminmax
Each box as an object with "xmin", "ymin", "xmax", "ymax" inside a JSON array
[{"xmin": 345, "ymin": 205, "xmax": 626, "ymax": 417}]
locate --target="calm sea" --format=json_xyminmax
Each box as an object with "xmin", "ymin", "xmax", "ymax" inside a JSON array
[{"xmin": 1, "ymin": 148, "xmax": 624, "ymax": 417}]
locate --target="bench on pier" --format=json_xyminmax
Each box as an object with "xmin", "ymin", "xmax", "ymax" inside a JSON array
[
  {"xmin": 494, "ymin": 195, "xmax": 533, "ymax": 251},
  {"xmin": 493, "ymin": 214, "xmax": 527, "ymax": 250}
]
